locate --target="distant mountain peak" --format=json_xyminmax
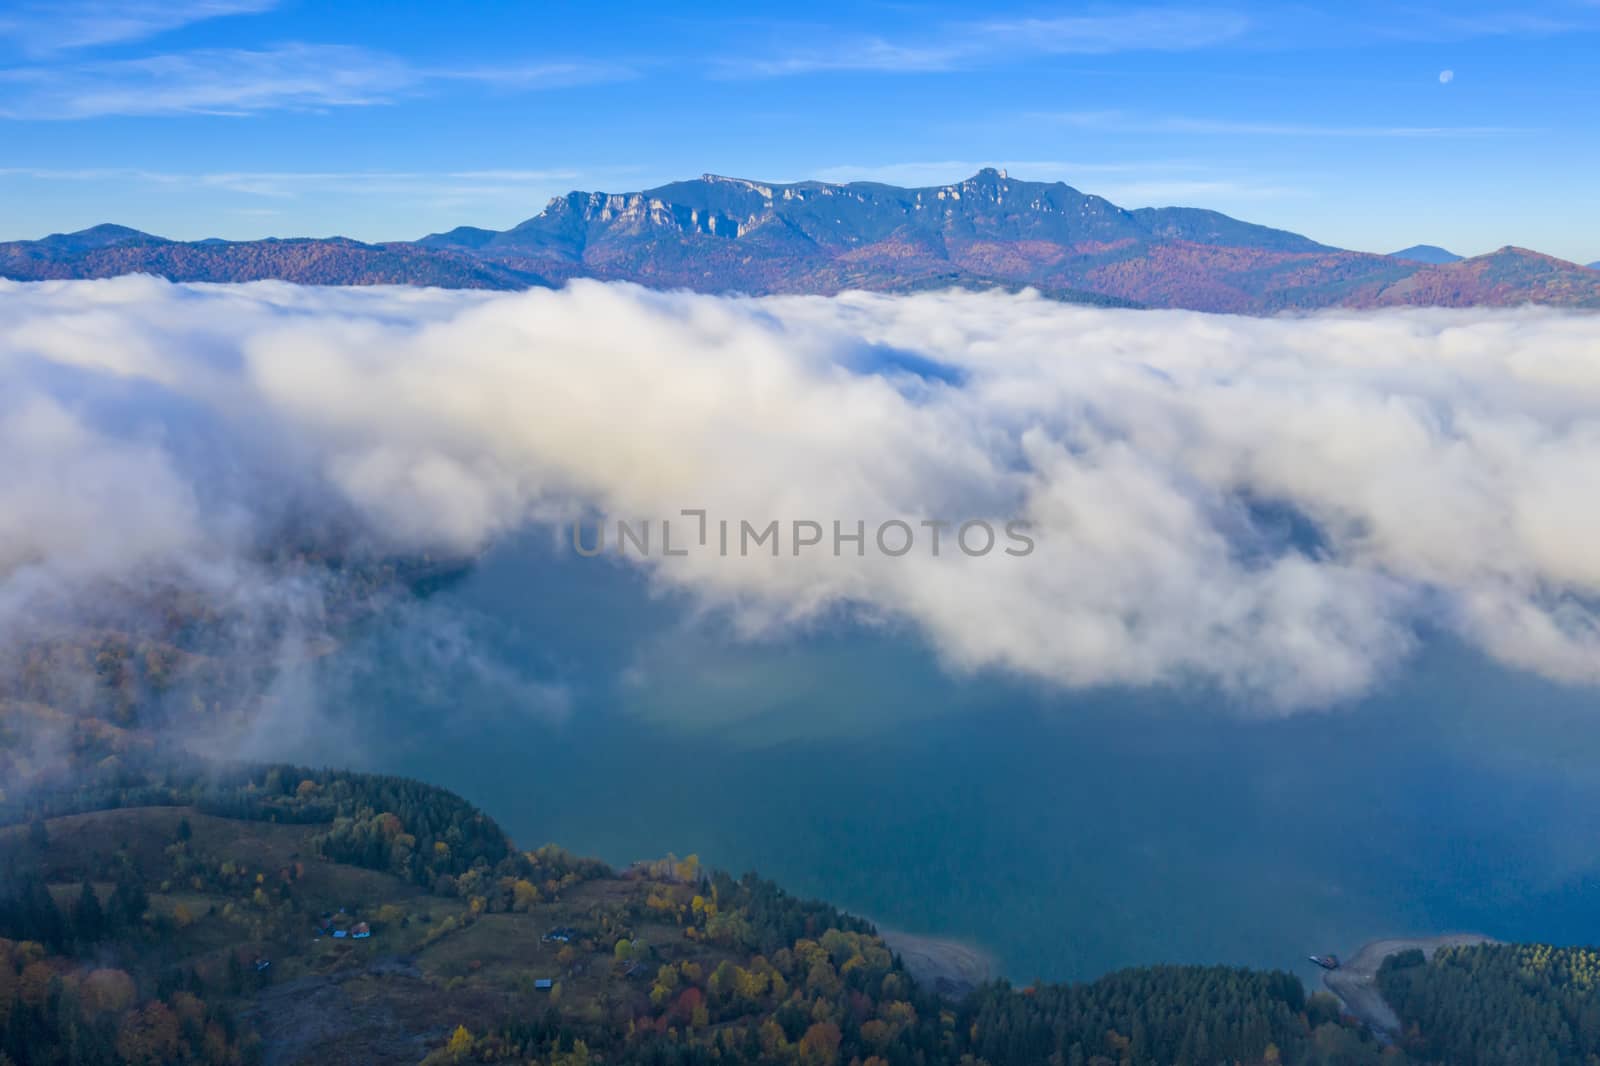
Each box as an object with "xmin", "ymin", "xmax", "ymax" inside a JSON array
[
  {"xmin": 1483, "ymin": 245, "xmax": 1581, "ymax": 266},
  {"xmin": 72, "ymin": 223, "xmax": 149, "ymax": 238},
  {"xmin": 50, "ymin": 223, "xmax": 165, "ymax": 248},
  {"xmin": 699, "ymin": 173, "xmax": 777, "ymax": 195},
  {"xmin": 1389, "ymin": 244, "xmax": 1463, "ymax": 264},
  {"xmin": 7, "ymin": 223, "xmax": 170, "ymax": 257}
]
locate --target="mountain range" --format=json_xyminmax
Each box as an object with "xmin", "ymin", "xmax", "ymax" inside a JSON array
[{"xmin": 4, "ymin": 169, "xmax": 1598, "ymax": 313}]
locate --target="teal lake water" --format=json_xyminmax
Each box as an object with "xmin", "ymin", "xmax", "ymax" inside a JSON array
[{"xmin": 272, "ymin": 534, "xmax": 1600, "ymax": 986}]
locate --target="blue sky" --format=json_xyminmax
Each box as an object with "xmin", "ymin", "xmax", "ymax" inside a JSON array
[{"xmin": 1, "ymin": 0, "xmax": 1597, "ymax": 261}]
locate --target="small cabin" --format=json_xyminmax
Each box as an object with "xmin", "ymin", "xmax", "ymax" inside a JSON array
[{"xmin": 351, "ymin": 922, "xmax": 371, "ymax": 939}]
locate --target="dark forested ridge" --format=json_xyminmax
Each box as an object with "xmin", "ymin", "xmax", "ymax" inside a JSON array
[
  {"xmin": 1378, "ymin": 943, "xmax": 1600, "ymax": 1065},
  {"xmin": 0, "ymin": 760, "xmax": 1593, "ymax": 1065},
  {"xmin": 955, "ymin": 967, "xmax": 1371, "ymax": 1066}
]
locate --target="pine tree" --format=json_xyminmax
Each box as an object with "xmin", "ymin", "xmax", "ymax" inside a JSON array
[{"xmin": 72, "ymin": 880, "xmax": 103, "ymax": 944}]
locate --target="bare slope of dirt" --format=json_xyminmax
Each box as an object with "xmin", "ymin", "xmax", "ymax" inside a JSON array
[
  {"xmin": 878, "ymin": 927, "xmax": 995, "ymax": 999},
  {"xmin": 1325, "ymin": 933, "xmax": 1496, "ymax": 1037}
]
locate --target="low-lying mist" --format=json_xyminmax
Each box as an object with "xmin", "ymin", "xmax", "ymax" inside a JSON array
[{"xmin": 3, "ymin": 275, "xmax": 1600, "ymax": 790}]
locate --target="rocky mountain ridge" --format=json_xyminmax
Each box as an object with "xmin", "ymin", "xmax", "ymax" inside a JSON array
[{"xmin": 5, "ymin": 170, "xmax": 1598, "ymax": 313}]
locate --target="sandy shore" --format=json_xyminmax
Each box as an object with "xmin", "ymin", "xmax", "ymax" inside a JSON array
[
  {"xmin": 876, "ymin": 927, "xmax": 995, "ymax": 999},
  {"xmin": 1324, "ymin": 933, "xmax": 1496, "ymax": 1038}
]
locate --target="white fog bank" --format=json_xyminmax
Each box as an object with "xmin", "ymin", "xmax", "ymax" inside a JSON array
[{"xmin": 3, "ymin": 276, "xmax": 1599, "ymax": 710}]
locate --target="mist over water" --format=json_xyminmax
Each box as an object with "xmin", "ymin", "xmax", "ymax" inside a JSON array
[
  {"xmin": 267, "ymin": 531, "xmax": 1600, "ymax": 986},
  {"xmin": 7, "ymin": 280, "xmax": 1600, "ymax": 987}
]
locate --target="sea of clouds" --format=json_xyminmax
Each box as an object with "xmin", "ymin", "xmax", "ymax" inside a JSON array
[{"xmin": 3, "ymin": 275, "xmax": 1599, "ymax": 715}]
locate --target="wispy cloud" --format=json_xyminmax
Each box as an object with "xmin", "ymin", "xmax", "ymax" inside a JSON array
[
  {"xmin": 0, "ymin": 164, "xmax": 590, "ymax": 200},
  {"xmin": 0, "ymin": 44, "xmax": 634, "ymax": 119},
  {"xmin": 721, "ymin": 4, "xmax": 1600, "ymax": 77},
  {"xmin": 0, "ymin": 0, "xmax": 277, "ymax": 56},
  {"xmin": 1040, "ymin": 110, "xmax": 1533, "ymax": 138},
  {"xmin": 1378, "ymin": 8, "xmax": 1595, "ymax": 41},
  {"xmin": 0, "ymin": 44, "xmax": 411, "ymax": 117},
  {"xmin": 1221, "ymin": 5, "xmax": 1600, "ymax": 47},
  {"xmin": 976, "ymin": 9, "xmax": 1253, "ymax": 54},
  {"xmin": 729, "ymin": 39, "xmax": 963, "ymax": 77},
  {"xmin": 430, "ymin": 60, "xmax": 639, "ymax": 90},
  {"xmin": 719, "ymin": 7, "xmax": 1252, "ymax": 76}
]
